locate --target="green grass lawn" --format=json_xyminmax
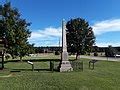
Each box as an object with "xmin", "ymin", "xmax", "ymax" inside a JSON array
[{"xmin": 0, "ymin": 55, "xmax": 120, "ymax": 90}]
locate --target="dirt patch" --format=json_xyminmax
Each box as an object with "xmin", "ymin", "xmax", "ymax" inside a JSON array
[{"xmin": 0, "ymin": 73, "xmax": 13, "ymax": 78}]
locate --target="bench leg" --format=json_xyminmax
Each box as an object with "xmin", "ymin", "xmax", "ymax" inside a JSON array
[{"xmin": 32, "ymin": 64, "xmax": 34, "ymax": 71}]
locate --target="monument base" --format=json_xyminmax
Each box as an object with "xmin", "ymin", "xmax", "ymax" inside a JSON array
[{"xmin": 60, "ymin": 61, "xmax": 73, "ymax": 72}]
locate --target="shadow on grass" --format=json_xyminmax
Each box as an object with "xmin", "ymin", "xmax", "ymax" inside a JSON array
[
  {"xmin": 4, "ymin": 59, "xmax": 75, "ymax": 63},
  {"xmin": 10, "ymin": 68, "xmax": 51, "ymax": 72},
  {"xmin": 4, "ymin": 59, "xmax": 61, "ymax": 63}
]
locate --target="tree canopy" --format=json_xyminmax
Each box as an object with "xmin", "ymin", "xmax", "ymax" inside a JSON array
[
  {"xmin": 0, "ymin": 2, "xmax": 34, "ymax": 60},
  {"xmin": 66, "ymin": 18, "xmax": 95, "ymax": 59},
  {"xmin": 105, "ymin": 45, "xmax": 118, "ymax": 57}
]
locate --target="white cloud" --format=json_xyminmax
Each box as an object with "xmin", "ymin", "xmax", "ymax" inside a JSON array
[
  {"xmin": 28, "ymin": 27, "xmax": 62, "ymax": 46},
  {"xmin": 92, "ymin": 19, "xmax": 120, "ymax": 35},
  {"xmin": 29, "ymin": 18, "xmax": 120, "ymax": 47},
  {"xmin": 29, "ymin": 27, "xmax": 62, "ymax": 40}
]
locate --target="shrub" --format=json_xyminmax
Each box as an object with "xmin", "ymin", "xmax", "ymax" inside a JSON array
[
  {"xmin": 105, "ymin": 46, "xmax": 118, "ymax": 57},
  {"xmin": 55, "ymin": 51, "xmax": 60, "ymax": 55},
  {"xmin": 94, "ymin": 52, "xmax": 98, "ymax": 56},
  {"xmin": 5, "ymin": 54, "xmax": 11, "ymax": 60}
]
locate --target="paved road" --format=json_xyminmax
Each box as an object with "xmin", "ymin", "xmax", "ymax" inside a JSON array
[{"xmin": 79, "ymin": 55, "xmax": 120, "ymax": 62}]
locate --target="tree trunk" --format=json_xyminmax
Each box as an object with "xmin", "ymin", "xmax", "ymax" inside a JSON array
[
  {"xmin": 20, "ymin": 56, "xmax": 22, "ymax": 61},
  {"xmin": 11, "ymin": 54, "xmax": 15, "ymax": 59},
  {"xmin": 76, "ymin": 52, "xmax": 80, "ymax": 60}
]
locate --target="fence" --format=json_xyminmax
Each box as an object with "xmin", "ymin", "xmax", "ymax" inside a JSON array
[
  {"xmin": 0, "ymin": 51, "xmax": 4, "ymax": 69},
  {"xmin": 50, "ymin": 60, "xmax": 83, "ymax": 72},
  {"xmin": 70, "ymin": 60, "xmax": 83, "ymax": 71}
]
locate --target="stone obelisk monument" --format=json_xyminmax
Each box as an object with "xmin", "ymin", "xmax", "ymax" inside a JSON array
[{"xmin": 60, "ymin": 19, "xmax": 73, "ymax": 72}]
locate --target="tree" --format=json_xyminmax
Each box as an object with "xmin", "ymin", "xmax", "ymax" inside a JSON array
[
  {"xmin": 0, "ymin": 2, "xmax": 34, "ymax": 60},
  {"xmin": 66, "ymin": 18, "xmax": 95, "ymax": 60},
  {"xmin": 18, "ymin": 43, "xmax": 35, "ymax": 61},
  {"xmin": 105, "ymin": 45, "xmax": 118, "ymax": 57}
]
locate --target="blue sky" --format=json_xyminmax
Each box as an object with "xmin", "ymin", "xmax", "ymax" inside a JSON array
[{"xmin": 1, "ymin": 0, "xmax": 120, "ymax": 47}]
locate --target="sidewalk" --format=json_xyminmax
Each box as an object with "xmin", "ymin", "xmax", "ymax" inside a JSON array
[{"xmin": 80, "ymin": 55, "xmax": 120, "ymax": 62}]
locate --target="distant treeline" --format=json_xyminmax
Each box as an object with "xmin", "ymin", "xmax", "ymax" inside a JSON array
[
  {"xmin": 34, "ymin": 46, "xmax": 62, "ymax": 53},
  {"xmin": 34, "ymin": 46, "xmax": 120, "ymax": 53}
]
